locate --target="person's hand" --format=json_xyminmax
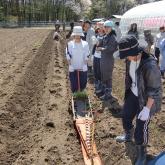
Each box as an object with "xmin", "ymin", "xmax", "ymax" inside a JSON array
[
  {"xmin": 69, "ymin": 65, "xmax": 74, "ymax": 72},
  {"xmin": 138, "ymin": 107, "xmax": 150, "ymax": 121},
  {"xmin": 82, "ymin": 65, "xmax": 87, "ymax": 72}
]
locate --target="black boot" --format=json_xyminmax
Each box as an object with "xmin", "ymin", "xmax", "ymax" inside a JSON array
[
  {"xmin": 135, "ymin": 145, "xmax": 147, "ymax": 165},
  {"xmin": 88, "ymin": 66, "xmax": 93, "ymax": 76},
  {"xmin": 96, "ymin": 83, "xmax": 105, "ymax": 95},
  {"xmin": 161, "ymin": 71, "xmax": 165, "ymax": 79},
  {"xmin": 94, "ymin": 80, "xmax": 99, "ymax": 89},
  {"xmin": 100, "ymin": 88, "xmax": 112, "ymax": 101},
  {"xmin": 116, "ymin": 129, "xmax": 133, "ymax": 143}
]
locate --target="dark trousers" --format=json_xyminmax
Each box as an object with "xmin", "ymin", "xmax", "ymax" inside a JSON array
[
  {"xmin": 69, "ymin": 71, "xmax": 87, "ymax": 93},
  {"xmin": 93, "ymin": 57, "xmax": 101, "ymax": 81},
  {"xmin": 122, "ymin": 90, "xmax": 150, "ymax": 145},
  {"xmin": 100, "ymin": 58, "xmax": 114, "ymax": 89},
  {"xmin": 155, "ymin": 47, "xmax": 160, "ymax": 64},
  {"xmin": 104, "ymin": 79, "xmax": 112, "ymax": 89}
]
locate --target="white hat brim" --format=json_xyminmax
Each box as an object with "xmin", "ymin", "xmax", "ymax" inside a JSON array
[{"xmin": 71, "ymin": 32, "xmax": 84, "ymax": 37}]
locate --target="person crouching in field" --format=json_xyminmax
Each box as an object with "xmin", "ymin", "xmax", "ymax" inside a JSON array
[
  {"xmin": 116, "ymin": 36, "xmax": 162, "ymax": 165},
  {"xmin": 66, "ymin": 26, "xmax": 90, "ymax": 93}
]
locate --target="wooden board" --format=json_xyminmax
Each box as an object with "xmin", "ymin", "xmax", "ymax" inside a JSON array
[{"xmin": 76, "ymin": 118, "xmax": 102, "ymax": 165}]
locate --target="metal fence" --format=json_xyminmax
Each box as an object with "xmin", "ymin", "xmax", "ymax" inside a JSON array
[{"xmin": 0, "ymin": 21, "xmax": 71, "ymax": 28}]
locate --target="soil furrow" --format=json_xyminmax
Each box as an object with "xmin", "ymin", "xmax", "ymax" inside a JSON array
[{"xmin": 0, "ymin": 32, "xmax": 53, "ymax": 164}]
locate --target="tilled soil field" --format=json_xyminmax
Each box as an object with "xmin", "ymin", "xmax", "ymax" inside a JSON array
[{"xmin": 0, "ymin": 29, "xmax": 164, "ymax": 165}]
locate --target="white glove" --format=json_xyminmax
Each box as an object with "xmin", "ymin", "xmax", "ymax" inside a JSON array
[
  {"xmin": 82, "ymin": 65, "xmax": 87, "ymax": 72},
  {"xmin": 69, "ymin": 65, "xmax": 74, "ymax": 72},
  {"xmin": 113, "ymin": 51, "xmax": 120, "ymax": 59},
  {"xmin": 138, "ymin": 106, "xmax": 150, "ymax": 121},
  {"xmin": 91, "ymin": 36, "xmax": 98, "ymax": 45}
]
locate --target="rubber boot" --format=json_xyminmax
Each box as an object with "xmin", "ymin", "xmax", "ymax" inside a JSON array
[
  {"xmin": 100, "ymin": 88, "xmax": 112, "ymax": 101},
  {"xmin": 96, "ymin": 83, "xmax": 104, "ymax": 94},
  {"xmin": 94, "ymin": 80, "xmax": 98, "ymax": 89},
  {"xmin": 135, "ymin": 145, "xmax": 147, "ymax": 165},
  {"xmin": 95, "ymin": 80, "xmax": 101, "ymax": 90},
  {"xmin": 116, "ymin": 128, "xmax": 134, "ymax": 143},
  {"xmin": 88, "ymin": 66, "xmax": 93, "ymax": 76}
]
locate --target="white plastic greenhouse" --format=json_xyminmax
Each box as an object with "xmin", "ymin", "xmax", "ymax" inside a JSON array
[{"xmin": 120, "ymin": 0, "xmax": 165, "ymax": 37}]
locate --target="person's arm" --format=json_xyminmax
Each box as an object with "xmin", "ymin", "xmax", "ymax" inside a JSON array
[
  {"xmin": 66, "ymin": 44, "xmax": 71, "ymax": 65},
  {"xmin": 88, "ymin": 29, "xmax": 96, "ymax": 53},
  {"xmin": 146, "ymin": 97, "xmax": 154, "ymax": 110},
  {"xmin": 92, "ymin": 44, "xmax": 97, "ymax": 56},
  {"xmin": 138, "ymin": 97, "xmax": 154, "ymax": 121},
  {"xmin": 144, "ymin": 64, "xmax": 161, "ymax": 99},
  {"xmin": 84, "ymin": 43, "xmax": 90, "ymax": 64},
  {"xmin": 101, "ymin": 36, "xmax": 118, "ymax": 54},
  {"xmin": 82, "ymin": 43, "xmax": 89, "ymax": 72},
  {"xmin": 138, "ymin": 63, "xmax": 161, "ymax": 121}
]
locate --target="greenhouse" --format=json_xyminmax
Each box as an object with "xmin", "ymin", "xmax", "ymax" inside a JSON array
[{"xmin": 120, "ymin": 0, "xmax": 165, "ymax": 37}]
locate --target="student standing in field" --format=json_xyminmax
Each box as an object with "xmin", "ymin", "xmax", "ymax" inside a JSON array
[
  {"xmin": 128, "ymin": 23, "xmax": 139, "ymax": 40},
  {"xmin": 159, "ymin": 28, "xmax": 165, "ymax": 79},
  {"xmin": 92, "ymin": 22, "xmax": 105, "ymax": 93},
  {"xmin": 66, "ymin": 21, "xmax": 74, "ymax": 39},
  {"xmin": 96, "ymin": 20, "xmax": 118, "ymax": 101},
  {"xmin": 66, "ymin": 26, "xmax": 89, "ymax": 93},
  {"xmin": 116, "ymin": 36, "xmax": 162, "ymax": 165},
  {"xmin": 143, "ymin": 29, "xmax": 154, "ymax": 54},
  {"xmin": 155, "ymin": 26, "xmax": 165, "ymax": 64},
  {"xmin": 115, "ymin": 22, "xmax": 122, "ymax": 42}
]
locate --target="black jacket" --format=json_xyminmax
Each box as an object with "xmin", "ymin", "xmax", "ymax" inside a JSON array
[
  {"xmin": 125, "ymin": 51, "xmax": 162, "ymax": 115},
  {"xmin": 98, "ymin": 32, "xmax": 118, "ymax": 82}
]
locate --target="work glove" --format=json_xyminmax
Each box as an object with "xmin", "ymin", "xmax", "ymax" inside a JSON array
[
  {"xmin": 138, "ymin": 106, "xmax": 150, "ymax": 121},
  {"xmin": 82, "ymin": 65, "xmax": 87, "ymax": 72},
  {"xmin": 91, "ymin": 36, "xmax": 98, "ymax": 45},
  {"xmin": 113, "ymin": 50, "xmax": 120, "ymax": 59},
  {"xmin": 69, "ymin": 65, "xmax": 74, "ymax": 72}
]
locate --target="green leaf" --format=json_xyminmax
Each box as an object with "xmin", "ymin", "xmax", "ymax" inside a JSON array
[{"xmin": 73, "ymin": 91, "xmax": 88, "ymax": 100}]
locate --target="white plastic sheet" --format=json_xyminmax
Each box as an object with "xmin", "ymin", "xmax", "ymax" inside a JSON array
[{"xmin": 120, "ymin": 1, "xmax": 165, "ymax": 37}]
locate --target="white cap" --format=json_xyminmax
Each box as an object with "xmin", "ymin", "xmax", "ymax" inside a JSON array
[{"xmin": 71, "ymin": 26, "xmax": 84, "ymax": 37}]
